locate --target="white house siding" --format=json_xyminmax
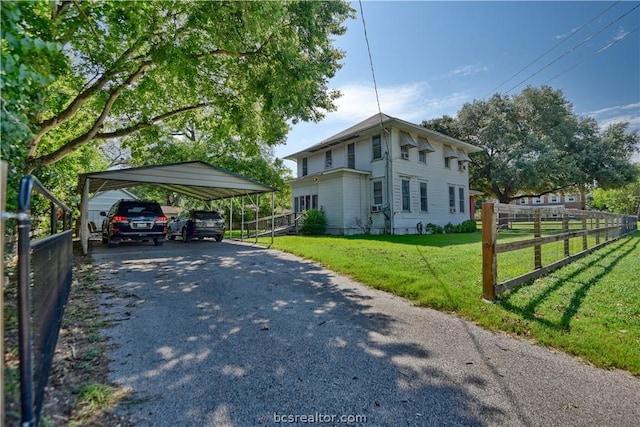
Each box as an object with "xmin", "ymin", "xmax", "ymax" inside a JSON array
[
  {"xmin": 317, "ymin": 174, "xmax": 344, "ymax": 234},
  {"xmin": 387, "ymin": 129, "xmax": 471, "ymax": 233},
  {"xmin": 285, "ymin": 113, "xmax": 482, "ymax": 235}
]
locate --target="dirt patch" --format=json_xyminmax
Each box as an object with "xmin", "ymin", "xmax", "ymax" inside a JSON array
[{"xmin": 4, "ymin": 242, "xmax": 135, "ymax": 426}]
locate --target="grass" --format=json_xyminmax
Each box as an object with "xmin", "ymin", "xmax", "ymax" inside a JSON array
[{"xmin": 257, "ymin": 227, "xmax": 640, "ymax": 375}]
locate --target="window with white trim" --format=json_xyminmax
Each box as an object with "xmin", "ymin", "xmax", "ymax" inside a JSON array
[
  {"xmin": 418, "ymin": 150, "xmax": 427, "ymax": 163},
  {"xmin": 347, "ymin": 143, "xmax": 355, "ymax": 169},
  {"xmin": 402, "ymin": 179, "xmax": 410, "ymax": 212},
  {"xmin": 400, "ymin": 145, "xmax": 409, "ymax": 160},
  {"xmin": 372, "ymin": 180, "xmax": 383, "ymax": 206},
  {"xmin": 372, "ymin": 135, "xmax": 382, "ymax": 160},
  {"xmin": 420, "ymin": 182, "xmax": 428, "ymax": 212},
  {"xmin": 325, "ymin": 150, "xmax": 332, "ymax": 168},
  {"xmin": 302, "ymin": 157, "xmax": 308, "ymax": 176},
  {"xmin": 448, "ymin": 185, "xmax": 456, "ymax": 213}
]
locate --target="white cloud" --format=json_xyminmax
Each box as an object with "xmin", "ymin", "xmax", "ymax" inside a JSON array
[
  {"xmin": 277, "ymin": 82, "xmax": 470, "ymax": 164},
  {"xmin": 582, "ymin": 102, "xmax": 640, "ymax": 130},
  {"xmin": 447, "ymin": 64, "xmax": 489, "ymax": 78}
]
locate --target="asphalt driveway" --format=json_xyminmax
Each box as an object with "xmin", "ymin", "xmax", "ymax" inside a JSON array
[{"xmin": 91, "ymin": 239, "xmax": 640, "ymax": 426}]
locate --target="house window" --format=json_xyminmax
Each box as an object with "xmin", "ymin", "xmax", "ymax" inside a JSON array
[
  {"xmin": 534, "ymin": 197, "xmax": 542, "ymax": 204},
  {"xmin": 325, "ymin": 150, "xmax": 332, "ymax": 168},
  {"xmin": 418, "ymin": 150, "xmax": 427, "ymax": 164},
  {"xmin": 402, "ymin": 179, "xmax": 410, "ymax": 212},
  {"xmin": 296, "ymin": 194, "xmax": 318, "ymax": 212},
  {"xmin": 449, "ymin": 185, "xmax": 456, "ymax": 213},
  {"xmin": 372, "ymin": 134, "xmax": 382, "ymax": 160},
  {"xmin": 444, "ymin": 157, "xmax": 451, "ymax": 169},
  {"xmin": 420, "ymin": 182, "xmax": 428, "ymax": 212},
  {"xmin": 550, "ymin": 195, "xmax": 559, "ymax": 203},
  {"xmin": 373, "ymin": 180, "xmax": 383, "ymax": 206},
  {"xmin": 400, "ymin": 145, "xmax": 409, "ymax": 160},
  {"xmin": 567, "ymin": 195, "xmax": 576, "ymax": 202},
  {"xmin": 347, "ymin": 143, "xmax": 355, "ymax": 169},
  {"xmin": 459, "ymin": 187, "xmax": 465, "ymax": 214},
  {"xmin": 302, "ymin": 157, "xmax": 308, "ymax": 176},
  {"xmin": 519, "ymin": 198, "xmax": 527, "ymax": 205}
]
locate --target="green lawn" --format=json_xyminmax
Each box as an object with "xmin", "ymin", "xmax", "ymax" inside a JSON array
[{"xmin": 257, "ymin": 228, "xmax": 640, "ymax": 375}]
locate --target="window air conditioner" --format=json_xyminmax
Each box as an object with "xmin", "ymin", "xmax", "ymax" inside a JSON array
[
  {"xmin": 401, "ymin": 152, "xmax": 410, "ymax": 160},
  {"xmin": 449, "ymin": 207, "xmax": 456, "ymax": 214},
  {"xmin": 458, "ymin": 163, "xmax": 466, "ymax": 171},
  {"xmin": 325, "ymin": 160, "xmax": 332, "ymax": 168},
  {"xmin": 371, "ymin": 205, "xmax": 382, "ymax": 212}
]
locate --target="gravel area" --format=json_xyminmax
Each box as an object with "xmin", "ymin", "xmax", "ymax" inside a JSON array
[{"xmin": 91, "ymin": 239, "xmax": 640, "ymax": 426}]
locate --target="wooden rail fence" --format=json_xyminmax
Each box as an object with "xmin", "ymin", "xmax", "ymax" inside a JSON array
[{"xmin": 482, "ymin": 202, "xmax": 637, "ymax": 300}]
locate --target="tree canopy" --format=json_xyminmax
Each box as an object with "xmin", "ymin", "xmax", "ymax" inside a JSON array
[
  {"xmin": 1, "ymin": 0, "xmax": 353, "ymax": 174},
  {"xmin": 423, "ymin": 86, "xmax": 639, "ymax": 204}
]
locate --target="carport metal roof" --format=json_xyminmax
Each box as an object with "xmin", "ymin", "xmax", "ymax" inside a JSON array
[
  {"xmin": 78, "ymin": 161, "xmax": 277, "ymax": 254},
  {"xmin": 79, "ymin": 160, "xmax": 276, "ymax": 200}
]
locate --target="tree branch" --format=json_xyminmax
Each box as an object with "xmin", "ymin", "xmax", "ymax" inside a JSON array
[
  {"xmin": 27, "ymin": 62, "xmax": 151, "ymax": 171},
  {"xmin": 96, "ymin": 103, "xmax": 213, "ymax": 140},
  {"xmin": 27, "ymin": 42, "xmax": 150, "ymax": 158}
]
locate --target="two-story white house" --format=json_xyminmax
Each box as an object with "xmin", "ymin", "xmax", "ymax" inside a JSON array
[{"xmin": 284, "ymin": 113, "xmax": 483, "ymax": 235}]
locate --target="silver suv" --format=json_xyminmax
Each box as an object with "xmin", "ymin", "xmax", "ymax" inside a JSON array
[{"xmin": 166, "ymin": 210, "xmax": 225, "ymax": 242}]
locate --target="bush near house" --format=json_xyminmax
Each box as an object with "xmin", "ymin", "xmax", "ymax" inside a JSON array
[{"xmin": 301, "ymin": 209, "xmax": 327, "ymax": 235}]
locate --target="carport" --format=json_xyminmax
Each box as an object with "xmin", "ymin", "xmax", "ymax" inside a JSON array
[{"xmin": 78, "ymin": 161, "xmax": 276, "ymax": 254}]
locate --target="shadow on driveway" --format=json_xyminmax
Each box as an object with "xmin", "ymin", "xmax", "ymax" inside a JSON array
[{"xmin": 90, "ymin": 239, "xmax": 640, "ymax": 426}]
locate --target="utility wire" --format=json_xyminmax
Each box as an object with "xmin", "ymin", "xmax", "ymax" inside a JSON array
[
  {"xmin": 543, "ymin": 26, "xmax": 639, "ymax": 85},
  {"xmin": 503, "ymin": 3, "xmax": 640, "ymax": 95},
  {"xmin": 485, "ymin": 1, "xmax": 620, "ymax": 97},
  {"xmin": 358, "ymin": 0, "xmax": 384, "ymax": 128}
]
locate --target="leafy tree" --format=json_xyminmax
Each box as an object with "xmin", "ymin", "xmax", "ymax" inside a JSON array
[
  {"xmin": 424, "ymin": 86, "xmax": 639, "ymax": 203},
  {"xmin": 590, "ymin": 165, "xmax": 640, "ymax": 216},
  {"xmin": 2, "ymin": 0, "xmax": 353, "ymax": 176}
]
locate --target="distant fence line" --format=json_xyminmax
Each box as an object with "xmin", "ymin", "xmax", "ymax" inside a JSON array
[{"xmin": 482, "ymin": 202, "xmax": 637, "ymax": 300}]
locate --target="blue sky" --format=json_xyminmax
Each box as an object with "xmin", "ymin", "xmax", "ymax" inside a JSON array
[{"xmin": 277, "ymin": 1, "xmax": 640, "ymax": 168}]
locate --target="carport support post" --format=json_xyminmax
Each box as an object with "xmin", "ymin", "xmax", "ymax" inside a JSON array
[
  {"xmin": 271, "ymin": 191, "xmax": 275, "ymax": 245},
  {"xmin": 80, "ymin": 177, "xmax": 90, "ymax": 255},
  {"xmin": 255, "ymin": 194, "xmax": 259, "ymax": 243}
]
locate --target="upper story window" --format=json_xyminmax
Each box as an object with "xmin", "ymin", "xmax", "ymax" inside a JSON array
[
  {"xmin": 443, "ymin": 145, "xmax": 458, "ymax": 169},
  {"xmin": 533, "ymin": 197, "xmax": 542, "ymax": 204},
  {"xmin": 347, "ymin": 143, "xmax": 355, "ymax": 169},
  {"xmin": 519, "ymin": 198, "xmax": 527, "ymax": 204},
  {"xmin": 567, "ymin": 195, "xmax": 576, "ymax": 202},
  {"xmin": 550, "ymin": 195, "xmax": 559, "ymax": 203},
  {"xmin": 444, "ymin": 157, "xmax": 451, "ymax": 168},
  {"xmin": 325, "ymin": 150, "xmax": 332, "ymax": 168},
  {"xmin": 400, "ymin": 145, "xmax": 409, "ymax": 160},
  {"xmin": 372, "ymin": 134, "xmax": 382, "ymax": 160},
  {"xmin": 302, "ymin": 157, "xmax": 308, "ymax": 176},
  {"xmin": 418, "ymin": 150, "xmax": 427, "ymax": 163}
]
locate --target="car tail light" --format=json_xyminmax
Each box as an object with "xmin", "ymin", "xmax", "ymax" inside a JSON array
[
  {"xmin": 112, "ymin": 215, "xmax": 128, "ymax": 223},
  {"xmin": 155, "ymin": 215, "xmax": 168, "ymax": 224}
]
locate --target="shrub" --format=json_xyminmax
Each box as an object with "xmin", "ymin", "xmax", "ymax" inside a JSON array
[
  {"xmin": 444, "ymin": 222, "xmax": 456, "ymax": 234},
  {"xmin": 424, "ymin": 223, "xmax": 443, "ymax": 234},
  {"xmin": 457, "ymin": 219, "xmax": 478, "ymax": 233},
  {"xmin": 301, "ymin": 209, "xmax": 327, "ymax": 235}
]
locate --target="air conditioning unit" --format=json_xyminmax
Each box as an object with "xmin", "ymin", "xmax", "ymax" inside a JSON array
[
  {"xmin": 371, "ymin": 205, "xmax": 382, "ymax": 213},
  {"xmin": 458, "ymin": 163, "xmax": 466, "ymax": 171},
  {"xmin": 449, "ymin": 207, "xmax": 456, "ymax": 214},
  {"xmin": 325, "ymin": 160, "xmax": 332, "ymax": 168},
  {"xmin": 401, "ymin": 152, "xmax": 410, "ymax": 160}
]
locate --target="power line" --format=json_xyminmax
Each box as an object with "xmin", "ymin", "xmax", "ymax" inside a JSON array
[
  {"xmin": 543, "ymin": 27, "xmax": 639, "ymax": 85},
  {"xmin": 485, "ymin": 1, "xmax": 620, "ymax": 97},
  {"xmin": 358, "ymin": 0, "xmax": 383, "ymax": 127},
  {"xmin": 503, "ymin": 3, "xmax": 640, "ymax": 95}
]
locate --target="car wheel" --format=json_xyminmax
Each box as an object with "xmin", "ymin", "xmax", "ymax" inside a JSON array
[
  {"xmin": 154, "ymin": 238, "xmax": 164, "ymax": 246},
  {"xmin": 215, "ymin": 234, "xmax": 223, "ymax": 242},
  {"xmin": 182, "ymin": 228, "xmax": 190, "ymax": 242}
]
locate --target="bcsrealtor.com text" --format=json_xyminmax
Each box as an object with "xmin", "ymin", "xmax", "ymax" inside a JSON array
[{"xmin": 273, "ymin": 412, "xmax": 367, "ymax": 424}]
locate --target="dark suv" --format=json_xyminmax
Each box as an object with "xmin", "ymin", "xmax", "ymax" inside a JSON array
[
  {"xmin": 166, "ymin": 210, "xmax": 225, "ymax": 242},
  {"xmin": 100, "ymin": 200, "xmax": 167, "ymax": 248}
]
